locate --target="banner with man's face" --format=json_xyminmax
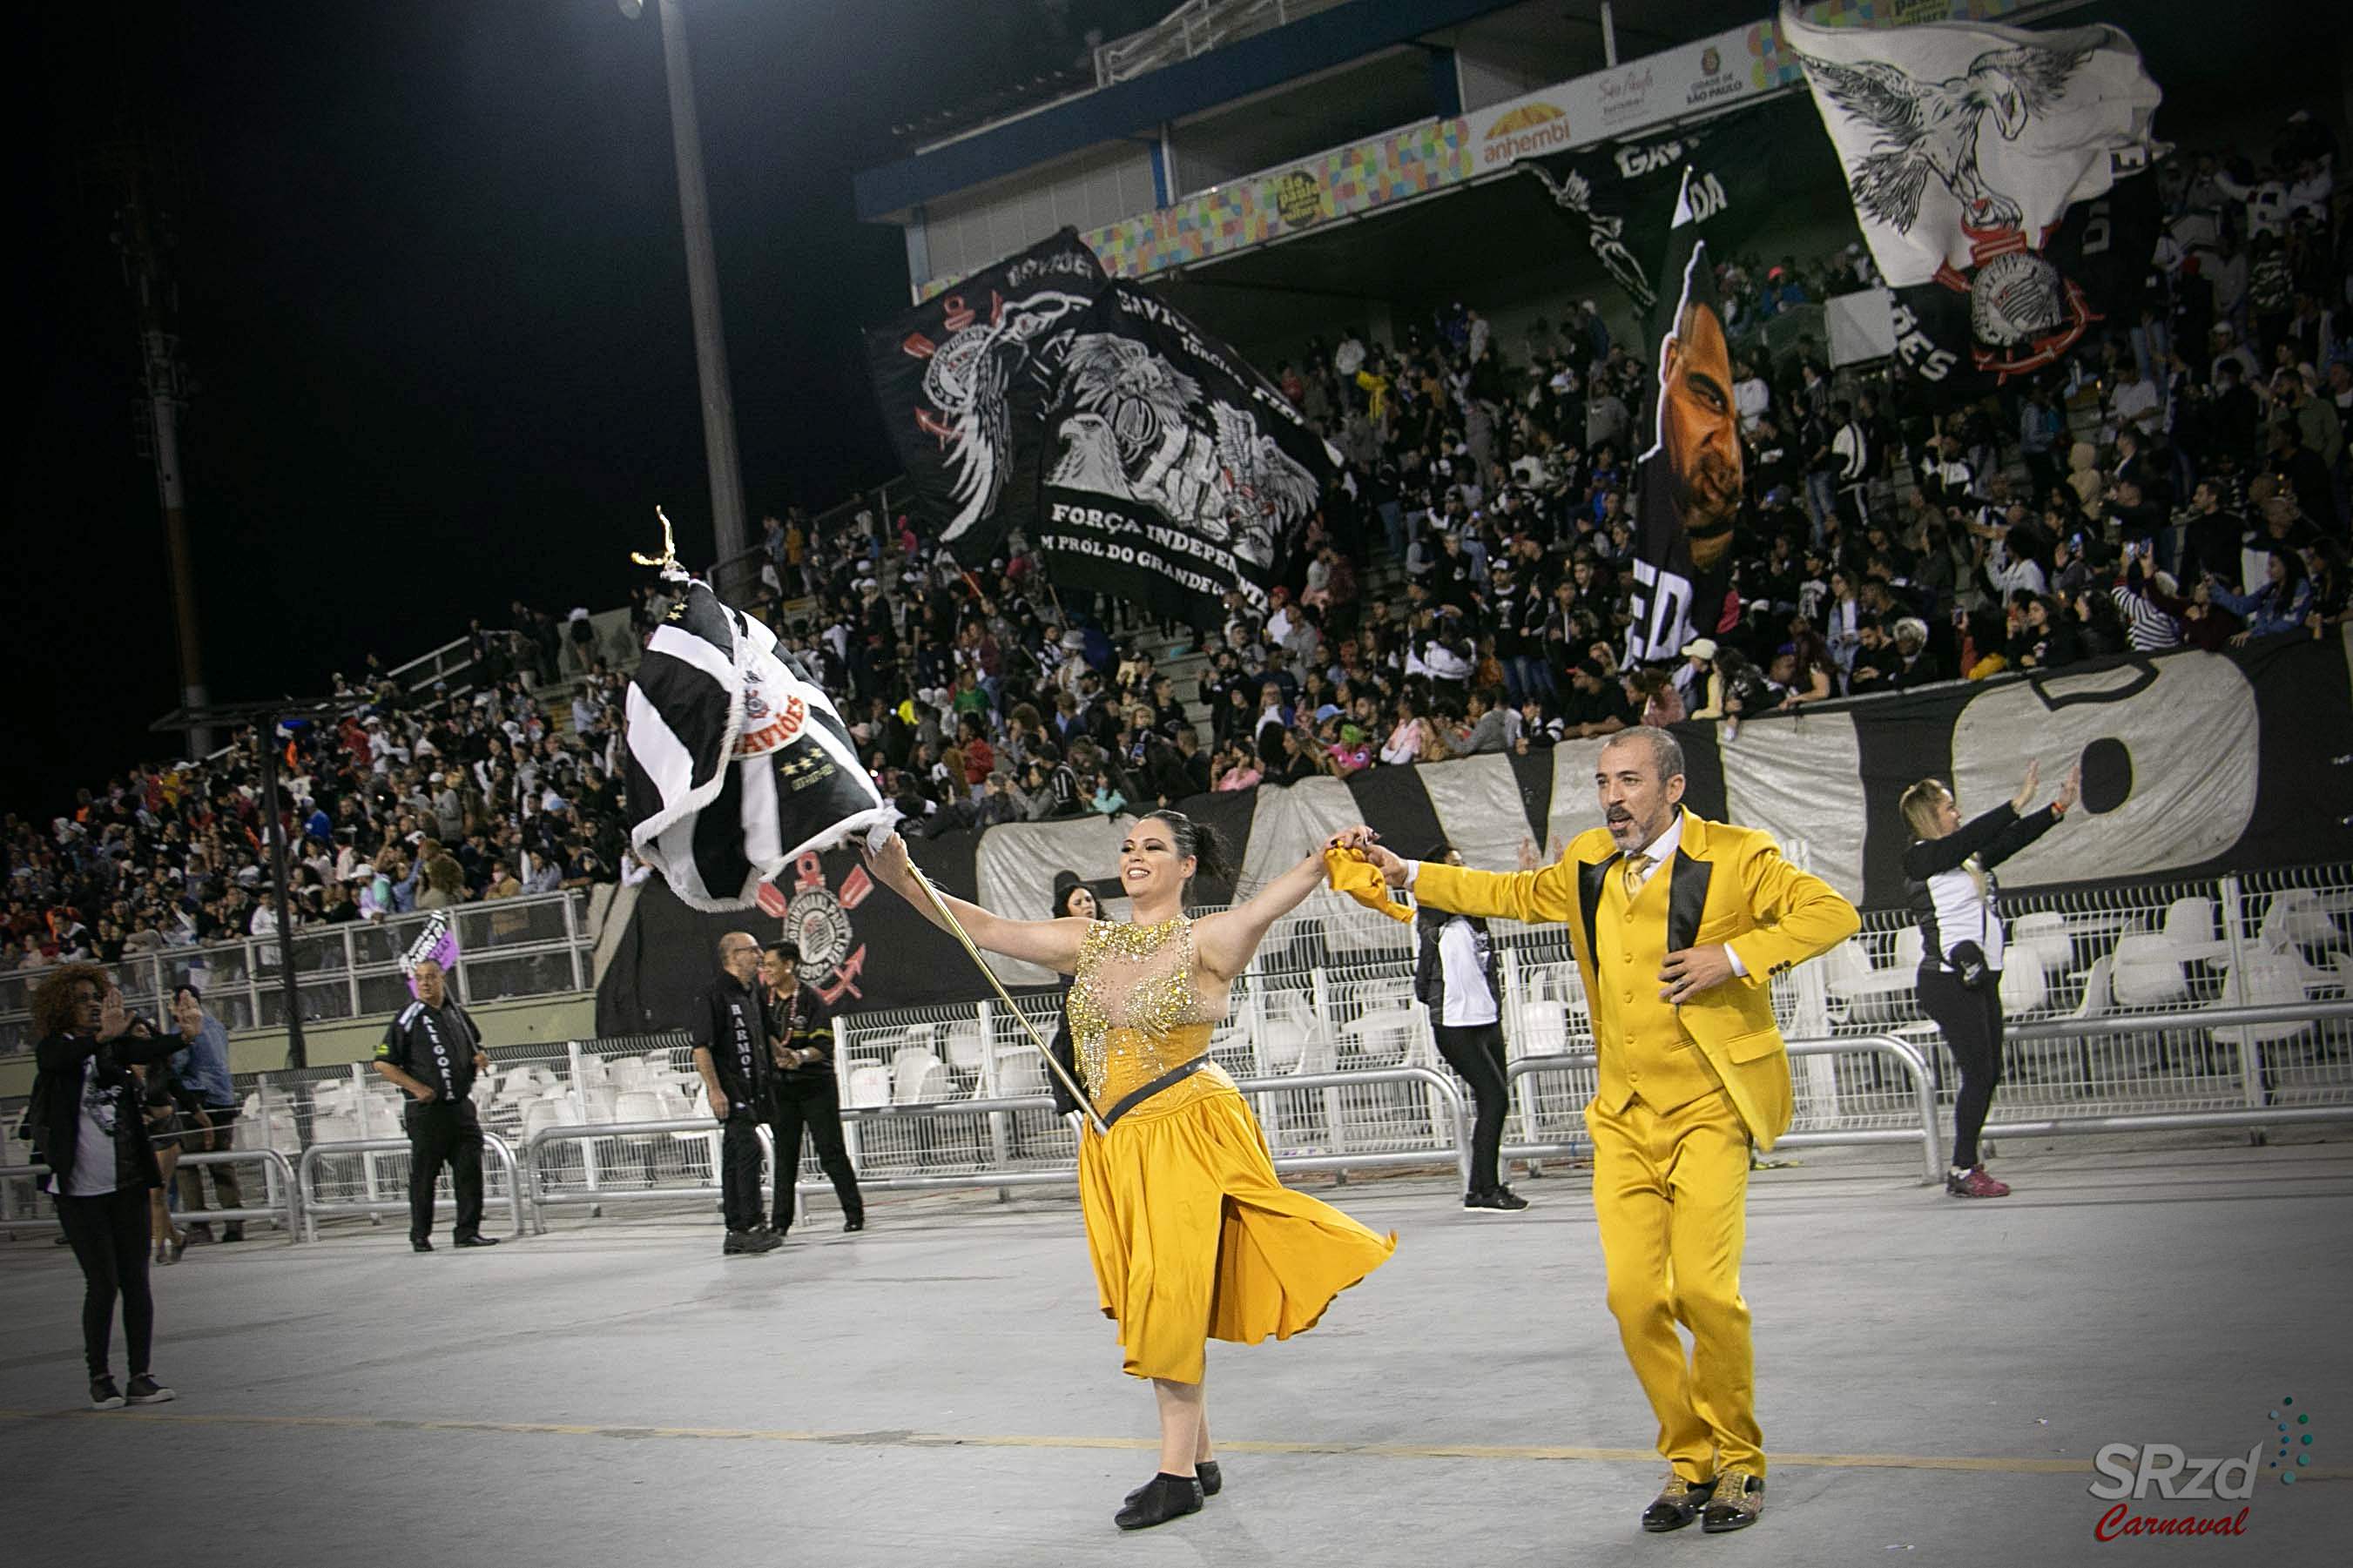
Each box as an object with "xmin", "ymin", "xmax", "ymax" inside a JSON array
[{"xmin": 1628, "ymin": 172, "xmax": 1743, "ymax": 664}]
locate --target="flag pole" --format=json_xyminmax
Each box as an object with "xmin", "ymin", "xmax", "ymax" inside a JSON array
[{"xmin": 903, "ymin": 865, "xmax": 1109, "ymax": 1137}]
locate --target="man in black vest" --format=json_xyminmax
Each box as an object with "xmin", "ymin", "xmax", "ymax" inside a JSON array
[
  {"xmin": 695, "ymin": 932, "xmax": 781, "ymax": 1257},
  {"xmin": 371, "ymin": 958, "xmax": 499, "ymax": 1252},
  {"xmin": 760, "ymin": 941, "xmax": 866, "ymax": 1237}
]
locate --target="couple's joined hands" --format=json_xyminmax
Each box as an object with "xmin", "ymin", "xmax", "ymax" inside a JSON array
[{"xmin": 1326, "ymin": 826, "xmax": 1408, "ymax": 887}]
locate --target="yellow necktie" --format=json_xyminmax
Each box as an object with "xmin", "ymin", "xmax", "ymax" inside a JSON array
[{"xmin": 1621, "ymin": 852, "xmax": 1653, "ymax": 895}]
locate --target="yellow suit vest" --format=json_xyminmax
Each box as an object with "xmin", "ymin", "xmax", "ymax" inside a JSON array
[{"xmin": 1590, "ymin": 858, "xmax": 1724, "ymax": 1116}]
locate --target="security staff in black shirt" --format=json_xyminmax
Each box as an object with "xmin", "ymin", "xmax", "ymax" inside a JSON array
[
  {"xmin": 760, "ymin": 940, "xmax": 865, "ymax": 1236},
  {"xmin": 371, "ymin": 958, "xmax": 499, "ymax": 1252},
  {"xmin": 696, "ymin": 932, "xmax": 781, "ymax": 1257}
]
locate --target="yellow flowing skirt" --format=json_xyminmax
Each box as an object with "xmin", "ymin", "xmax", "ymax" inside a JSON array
[{"xmin": 1076, "ymin": 1071, "xmax": 1397, "ymax": 1383}]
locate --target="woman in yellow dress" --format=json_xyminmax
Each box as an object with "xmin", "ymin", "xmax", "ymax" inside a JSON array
[{"xmin": 866, "ymin": 810, "xmax": 1396, "ymax": 1531}]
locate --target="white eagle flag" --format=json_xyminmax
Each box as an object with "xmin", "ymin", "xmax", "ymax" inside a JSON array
[
  {"xmin": 1779, "ymin": 5, "xmax": 2161, "ymax": 290},
  {"xmin": 624, "ymin": 575, "xmax": 895, "ymax": 912}
]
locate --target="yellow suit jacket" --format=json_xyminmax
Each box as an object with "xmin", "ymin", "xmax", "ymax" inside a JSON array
[{"xmin": 1412, "ymin": 809, "xmax": 1859, "ymax": 1149}]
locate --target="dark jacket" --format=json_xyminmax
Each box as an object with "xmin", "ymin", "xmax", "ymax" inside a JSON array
[
  {"xmin": 764, "ymin": 982, "xmax": 837, "ymax": 1091},
  {"xmin": 697, "ymin": 973, "xmax": 772, "ymax": 1112},
  {"xmin": 1414, "ymin": 905, "xmax": 1500, "ymax": 1021},
  {"xmin": 29, "ymin": 1029, "xmax": 179, "ymax": 1196}
]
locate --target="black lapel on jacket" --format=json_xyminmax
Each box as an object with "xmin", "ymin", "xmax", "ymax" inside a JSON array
[
  {"xmin": 1577, "ymin": 854, "xmax": 1618, "ymax": 960},
  {"xmin": 1667, "ymin": 849, "xmax": 1714, "ymax": 953}
]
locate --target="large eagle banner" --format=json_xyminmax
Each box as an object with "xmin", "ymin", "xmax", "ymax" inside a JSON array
[
  {"xmin": 865, "ymin": 228, "xmax": 1109, "ymax": 563},
  {"xmin": 1781, "ymin": 4, "xmax": 2163, "ymax": 394},
  {"xmin": 624, "ymin": 575, "xmax": 894, "ymax": 911},
  {"xmin": 1034, "ymin": 280, "xmax": 1345, "ymax": 629}
]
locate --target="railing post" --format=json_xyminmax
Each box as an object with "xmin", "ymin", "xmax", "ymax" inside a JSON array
[
  {"xmin": 354, "ymin": 1061, "xmax": 386, "ymax": 1213},
  {"xmin": 833, "ymin": 1015, "xmax": 862, "ymax": 1176},
  {"xmin": 1311, "ymin": 964, "xmax": 1345, "ymax": 1152},
  {"xmin": 979, "ymin": 998, "xmax": 1011, "ymax": 1180},
  {"xmin": 344, "ymin": 926, "xmax": 361, "ymax": 1019},
  {"xmin": 569, "ymin": 1039, "xmax": 604, "ymax": 1208},
  {"xmin": 2216, "ymin": 873, "xmax": 2266, "ymax": 1109},
  {"xmin": 246, "ymin": 934, "xmax": 265, "ymax": 1036},
  {"xmin": 564, "ymin": 892, "xmax": 583, "ymax": 993}
]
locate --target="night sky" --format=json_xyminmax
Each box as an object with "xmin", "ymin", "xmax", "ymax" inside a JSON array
[{"xmin": 10, "ymin": 0, "xmax": 1163, "ymax": 818}]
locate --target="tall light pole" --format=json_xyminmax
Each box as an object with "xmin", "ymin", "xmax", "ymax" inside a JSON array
[{"xmin": 624, "ymin": 0, "xmax": 748, "ymax": 569}]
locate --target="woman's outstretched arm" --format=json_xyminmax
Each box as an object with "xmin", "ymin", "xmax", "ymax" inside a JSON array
[
  {"xmin": 864, "ymin": 831, "xmax": 1091, "ymax": 974},
  {"xmin": 1194, "ymin": 849, "xmax": 1328, "ymax": 982}
]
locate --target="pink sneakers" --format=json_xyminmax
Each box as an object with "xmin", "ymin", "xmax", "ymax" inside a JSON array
[{"xmin": 1946, "ymin": 1165, "xmax": 2012, "ymax": 1199}]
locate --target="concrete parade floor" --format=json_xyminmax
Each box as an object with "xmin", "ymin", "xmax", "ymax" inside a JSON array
[{"xmin": 3, "ymin": 1136, "xmax": 2347, "ymax": 1568}]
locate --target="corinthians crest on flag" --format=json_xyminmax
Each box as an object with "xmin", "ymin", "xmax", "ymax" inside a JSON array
[
  {"xmin": 624, "ymin": 575, "xmax": 896, "ymax": 912},
  {"xmin": 1781, "ymin": 4, "xmax": 2161, "ymax": 388}
]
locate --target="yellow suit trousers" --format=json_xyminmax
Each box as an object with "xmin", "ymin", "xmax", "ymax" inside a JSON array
[{"xmin": 1584, "ymin": 1089, "xmax": 1763, "ymax": 1480}]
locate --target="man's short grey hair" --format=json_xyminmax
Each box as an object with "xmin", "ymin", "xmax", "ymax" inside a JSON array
[{"xmin": 1601, "ymin": 725, "xmax": 1685, "ymax": 783}]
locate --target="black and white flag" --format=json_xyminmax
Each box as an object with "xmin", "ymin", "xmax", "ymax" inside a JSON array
[
  {"xmin": 864, "ymin": 229, "xmax": 1109, "ymax": 563},
  {"xmin": 1783, "ymin": 5, "xmax": 2161, "ymax": 394},
  {"xmin": 1625, "ymin": 170, "xmax": 1743, "ymax": 665},
  {"xmin": 1035, "ymin": 280, "xmax": 1345, "ymax": 628},
  {"xmin": 624, "ymin": 576, "xmax": 894, "ymax": 912},
  {"xmin": 1521, "ymin": 106, "xmax": 1803, "ymax": 313}
]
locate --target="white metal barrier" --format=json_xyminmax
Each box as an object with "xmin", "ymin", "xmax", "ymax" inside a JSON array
[
  {"xmin": 1507, "ymin": 1035, "xmax": 1947, "ymax": 1184},
  {"xmin": 0, "ymin": 1147, "xmax": 304, "ymax": 1238},
  {"xmin": 296, "ymin": 1132, "xmax": 532, "ymax": 1242}
]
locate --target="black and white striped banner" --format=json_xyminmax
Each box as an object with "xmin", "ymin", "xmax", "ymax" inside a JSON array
[
  {"xmin": 623, "ymin": 576, "xmax": 894, "ymax": 912},
  {"xmin": 601, "ymin": 630, "xmax": 2353, "ymax": 1030}
]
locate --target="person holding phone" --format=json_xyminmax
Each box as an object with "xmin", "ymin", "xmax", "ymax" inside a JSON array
[
  {"xmin": 24, "ymin": 965, "xmax": 182, "ymax": 1410},
  {"xmin": 1899, "ymin": 761, "xmax": 2080, "ymax": 1199}
]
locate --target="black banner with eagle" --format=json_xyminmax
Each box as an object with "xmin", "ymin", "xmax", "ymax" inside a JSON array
[
  {"xmin": 1034, "ymin": 280, "xmax": 1345, "ymax": 629},
  {"xmin": 863, "ymin": 229, "xmax": 1109, "ymax": 565}
]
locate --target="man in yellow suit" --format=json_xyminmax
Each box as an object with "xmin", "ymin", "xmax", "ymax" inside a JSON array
[{"xmin": 1332, "ymin": 726, "xmax": 1857, "ymax": 1534}]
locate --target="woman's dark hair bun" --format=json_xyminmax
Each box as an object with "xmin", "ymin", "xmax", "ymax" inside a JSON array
[{"xmin": 1144, "ymin": 809, "xmax": 1235, "ymax": 885}]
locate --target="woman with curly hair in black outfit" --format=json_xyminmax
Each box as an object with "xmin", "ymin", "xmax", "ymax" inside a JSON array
[{"xmin": 24, "ymin": 963, "xmax": 183, "ymax": 1409}]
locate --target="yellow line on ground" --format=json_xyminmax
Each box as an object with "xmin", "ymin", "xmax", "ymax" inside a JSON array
[{"xmin": 0, "ymin": 1409, "xmax": 2338, "ymax": 1479}]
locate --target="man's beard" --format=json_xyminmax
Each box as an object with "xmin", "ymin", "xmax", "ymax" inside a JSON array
[{"xmin": 1681, "ymin": 448, "xmax": 1741, "ymax": 571}]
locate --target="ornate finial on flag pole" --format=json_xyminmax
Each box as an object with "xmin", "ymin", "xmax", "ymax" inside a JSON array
[{"xmin": 630, "ymin": 505, "xmax": 681, "ymax": 572}]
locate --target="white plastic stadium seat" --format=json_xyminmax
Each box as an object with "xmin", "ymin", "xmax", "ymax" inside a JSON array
[
  {"xmin": 2063, "ymin": 955, "xmax": 2112, "ymax": 1022},
  {"xmin": 943, "ymin": 1024, "xmax": 988, "ymax": 1073},
  {"xmin": 1998, "ymin": 961, "xmax": 2047, "ymax": 1015},
  {"xmin": 846, "ymin": 1065, "xmax": 893, "ymax": 1107},
  {"xmin": 2110, "ymin": 934, "xmax": 2189, "ymax": 1010},
  {"xmin": 2261, "ymin": 890, "xmax": 2336, "ymax": 952},
  {"xmin": 2008, "ymin": 912, "xmax": 2070, "ymax": 976},
  {"xmin": 2209, "ymin": 952, "xmax": 2310, "ymax": 1050},
  {"xmin": 2160, "ymin": 898, "xmax": 2228, "ymax": 961}
]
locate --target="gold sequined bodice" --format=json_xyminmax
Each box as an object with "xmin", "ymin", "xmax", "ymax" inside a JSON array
[{"xmin": 1067, "ymin": 918, "xmax": 1231, "ymax": 1108}]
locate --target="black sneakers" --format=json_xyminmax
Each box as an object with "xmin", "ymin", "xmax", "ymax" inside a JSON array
[
  {"xmin": 723, "ymin": 1229, "xmax": 783, "ymax": 1256},
  {"xmin": 90, "ymin": 1376, "xmax": 125, "ymax": 1411},
  {"xmin": 843, "ymin": 1215, "xmax": 866, "ymax": 1233},
  {"xmin": 126, "ymin": 1375, "xmax": 175, "ymax": 1406},
  {"xmin": 1115, "ymin": 1473, "xmax": 1205, "ymax": 1531},
  {"xmin": 1464, "ymin": 1186, "xmax": 1532, "ymax": 1212}
]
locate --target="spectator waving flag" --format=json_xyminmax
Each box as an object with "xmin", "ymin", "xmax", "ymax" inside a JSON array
[
  {"xmin": 1782, "ymin": 4, "xmax": 2162, "ymax": 394},
  {"xmin": 624, "ymin": 574, "xmax": 894, "ymax": 912}
]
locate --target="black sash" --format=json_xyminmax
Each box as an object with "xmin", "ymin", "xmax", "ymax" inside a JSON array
[{"xmin": 1098, "ymin": 1055, "xmax": 1212, "ymax": 1132}]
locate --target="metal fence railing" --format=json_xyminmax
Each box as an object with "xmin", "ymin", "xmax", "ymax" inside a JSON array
[
  {"xmin": 0, "ymin": 890, "xmax": 597, "ymax": 1053},
  {"xmin": 0, "ymin": 1147, "xmax": 301, "ymax": 1238},
  {"xmin": 7, "ymin": 858, "xmax": 2344, "ymax": 1241}
]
